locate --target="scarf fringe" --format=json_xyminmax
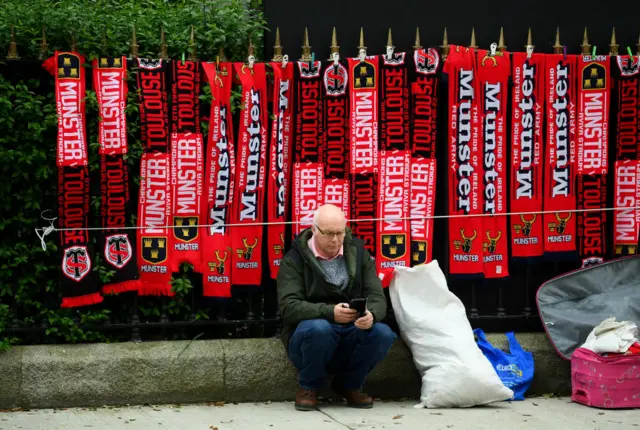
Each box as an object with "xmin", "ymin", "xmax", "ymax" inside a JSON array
[
  {"xmin": 137, "ymin": 284, "xmax": 175, "ymax": 297},
  {"xmin": 101, "ymin": 280, "xmax": 140, "ymax": 295},
  {"xmin": 61, "ymin": 292, "xmax": 104, "ymax": 308}
]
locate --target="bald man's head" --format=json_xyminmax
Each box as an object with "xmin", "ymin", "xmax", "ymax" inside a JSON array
[{"xmin": 311, "ymin": 204, "xmax": 347, "ymax": 258}]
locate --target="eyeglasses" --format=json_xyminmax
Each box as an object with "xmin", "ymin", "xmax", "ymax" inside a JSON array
[{"xmin": 314, "ymin": 224, "xmax": 346, "ymax": 239}]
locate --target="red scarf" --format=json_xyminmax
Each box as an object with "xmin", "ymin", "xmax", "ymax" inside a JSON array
[
  {"xmin": 170, "ymin": 60, "xmax": 204, "ymax": 273},
  {"xmin": 445, "ymin": 46, "xmax": 483, "ymax": 277},
  {"xmin": 349, "ymin": 55, "xmax": 380, "ymax": 254},
  {"xmin": 267, "ymin": 61, "xmax": 294, "ymax": 279},
  {"xmin": 93, "ymin": 56, "xmax": 140, "ymax": 294},
  {"xmin": 293, "ymin": 59, "xmax": 324, "ymax": 237},
  {"xmin": 231, "ymin": 63, "xmax": 268, "ymax": 286},
  {"xmin": 543, "ymin": 54, "xmax": 578, "ymax": 257},
  {"xmin": 43, "ymin": 51, "xmax": 103, "ymax": 308},
  {"xmin": 323, "ymin": 59, "xmax": 350, "ymax": 216},
  {"xmin": 137, "ymin": 151, "xmax": 174, "ymax": 296},
  {"xmin": 509, "ymin": 52, "xmax": 545, "ymax": 260},
  {"xmin": 377, "ymin": 51, "xmax": 410, "ymax": 285},
  {"xmin": 613, "ymin": 55, "xmax": 640, "ymax": 256},
  {"xmin": 477, "ymin": 49, "xmax": 510, "ymax": 279},
  {"xmin": 409, "ymin": 48, "xmax": 440, "ymax": 266},
  {"xmin": 576, "ymin": 54, "xmax": 610, "ymax": 268},
  {"xmin": 201, "ymin": 62, "xmax": 235, "ymax": 297},
  {"xmin": 136, "ymin": 59, "xmax": 169, "ymax": 152}
]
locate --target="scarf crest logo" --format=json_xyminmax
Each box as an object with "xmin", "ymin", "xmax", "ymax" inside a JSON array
[
  {"xmin": 513, "ymin": 214, "xmax": 537, "ymax": 236},
  {"xmin": 142, "ymin": 237, "xmax": 167, "ymax": 264},
  {"xmin": 138, "ymin": 58, "xmax": 162, "ymax": 69},
  {"xmin": 236, "ymin": 237, "xmax": 259, "ymax": 263},
  {"xmin": 414, "ymin": 48, "xmax": 439, "ymax": 75},
  {"xmin": 483, "ymin": 230, "xmax": 502, "ymax": 254},
  {"xmin": 383, "ymin": 51, "xmax": 406, "ymax": 66},
  {"xmin": 354, "ymin": 62, "xmax": 376, "ymax": 88},
  {"xmin": 581, "ymin": 61, "xmax": 607, "ymax": 90},
  {"xmin": 57, "ymin": 53, "xmax": 81, "ymax": 79},
  {"xmin": 298, "ymin": 61, "xmax": 321, "ymax": 78},
  {"xmin": 105, "ymin": 234, "xmax": 132, "ymax": 269},
  {"xmin": 209, "ymin": 249, "xmax": 228, "ymax": 275},
  {"xmin": 617, "ymin": 56, "xmax": 640, "ymax": 76},
  {"xmin": 381, "ymin": 234, "xmax": 406, "ymax": 260},
  {"xmin": 453, "ymin": 229, "xmax": 478, "ymax": 253},
  {"xmin": 63, "ymin": 246, "xmax": 91, "ymax": 281},
  {"xmin": 324, "ymin": 64, "xmax": 348, "ymax": 96}
]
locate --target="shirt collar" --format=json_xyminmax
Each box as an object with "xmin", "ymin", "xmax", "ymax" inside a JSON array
[{"xmin": 309, "ymin": 235, "xmax": 343, "ymax": 261}]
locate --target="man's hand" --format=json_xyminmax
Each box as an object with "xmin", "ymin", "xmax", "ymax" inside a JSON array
[
  {"xmin": 334, "ymin": 303, "xmax": 358, "ymax": 324},
  {"xmin": 354, "ymin": 310, "xmax": 374, "ymax": 330}
]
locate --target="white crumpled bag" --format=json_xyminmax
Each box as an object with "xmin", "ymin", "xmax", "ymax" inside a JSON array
[
  {"xmin": 581, "ymin": 317, "xmax": 638, "ymax": 354},
  {"xmin": 389, "ymin": 260, "xmax": 513, "ymax": 408}
]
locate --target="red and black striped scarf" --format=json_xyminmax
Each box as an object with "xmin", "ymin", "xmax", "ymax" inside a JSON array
[
  {"xmin": 476, "ymin": 48, "xmax": 510, "ymax": 279},
  {"xmin": 135, "ymin": 58, "xmax": 173, "ymax": 296},
  {"xmin": 231, "ymin": 62, "xmax": 268, "ymax": 286},
  {"xmin": 377, "ymin": 50, "xmax": 410, "ymax": 286},
  {"xmin": 576, "ymin": 54, "xmax": 610, "ymax": 268},
  {"xmin": 267, "ymin": 61, "xmax": 295, "ymax": 279},
  {"xmin": 170, "ymin": 60, "xmax": 204, "ymax": 273},
  {"xmin": 612, "ymin": 55, "xmax": 640, "ymax": 256},
  {"xmin": 43, "ymin": 51, "xmax": 103, "ymax": 307},
  {"xmin": 93, "ymin": 56, "xmax": 140, "ymax": 295},
  {"xmin": 409, "ymin": 48, "xmax": 440, "ymax": 266},
  {"xmin": 543, "ymin": 54, "xmax": 578, "ymax": 258},
  {"xmin": 348, "ymin": 55, "xmax": 379, "ymax": 255},
  {"xmin": 445, "ymin": 46, "xmax": 483, "ymax": 278},
  {"xmin": 201, "ymin": 61, "xmax": 235, "ymax": 297},
  {"xmin": 292, "ymin": 59, "xmax": 324, "ymax": 237}
]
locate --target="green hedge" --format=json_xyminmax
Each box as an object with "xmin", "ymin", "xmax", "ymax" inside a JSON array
[{"xmin": 0, "ymin": 0, "xmax": 267, "ymax": 351}]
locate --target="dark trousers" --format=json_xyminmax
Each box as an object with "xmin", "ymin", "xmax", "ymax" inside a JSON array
[{"xmin": 287, "ymin": 319, "xmax": 397, "ymax": 390}]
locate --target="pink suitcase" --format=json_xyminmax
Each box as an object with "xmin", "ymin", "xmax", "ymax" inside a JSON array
[{"xmin": 571, "ymin": 347, "xmax": 640, "ymax": 409}]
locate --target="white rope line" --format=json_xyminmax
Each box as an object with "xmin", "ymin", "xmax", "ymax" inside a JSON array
[{"xmin": 35, "ymin": 205, "xmax": 640, "ymax": 251}]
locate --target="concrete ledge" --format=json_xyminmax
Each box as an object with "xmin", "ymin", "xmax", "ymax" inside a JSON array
[{"xmin": 0, "ymin": 333, "xmax": 569, "ymax": 409}]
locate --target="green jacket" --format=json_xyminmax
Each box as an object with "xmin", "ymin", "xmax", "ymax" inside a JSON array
[{"xmin": 276, "ymin": 227, "xmax": 387, "ymax": 350}]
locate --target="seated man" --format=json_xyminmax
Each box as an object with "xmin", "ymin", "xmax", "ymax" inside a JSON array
[{"xmin": 276, "ymin": 204, "xmax": 397, "ymax": 411}]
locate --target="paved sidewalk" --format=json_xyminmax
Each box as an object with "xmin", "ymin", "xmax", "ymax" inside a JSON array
[{"xmin": 1, "ymin": 397, "xmax": 638, "ymax": 430}]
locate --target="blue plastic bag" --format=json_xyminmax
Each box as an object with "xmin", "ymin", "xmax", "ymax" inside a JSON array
[{"xmin": 473, "ymin": 328, "xmax": 534, "ymax": 401}]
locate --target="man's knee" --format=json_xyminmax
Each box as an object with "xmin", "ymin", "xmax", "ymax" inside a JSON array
[
  {"xmin": 369, "ymin": 323, "xmax": 397, "ymax": 349},
  {"xmin": 297, "ymin": 319, "xmax": 335, "ymax": 339}
]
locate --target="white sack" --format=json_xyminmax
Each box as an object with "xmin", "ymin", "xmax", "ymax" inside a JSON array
[
  {"xmin": 581, "ymin": 317, "xmax": 638, "ymax": 354},
  {"xmin": 389, "ymin": 260, "xmax": 513, "ymax": 408}
]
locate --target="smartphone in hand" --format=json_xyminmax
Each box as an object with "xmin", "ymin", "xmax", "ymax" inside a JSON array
[{"xmin": 349, "ymin": 297, "xmax": 367, "ymax": 317}]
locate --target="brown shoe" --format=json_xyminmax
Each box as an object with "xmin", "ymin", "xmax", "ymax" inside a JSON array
[
  {"xmin": 331, "ymin": 380, "xmax": 373, "ymax": 409},
  {"xmin": 295, "ymin": 388, "xmax": 318, "ymax": 411}
]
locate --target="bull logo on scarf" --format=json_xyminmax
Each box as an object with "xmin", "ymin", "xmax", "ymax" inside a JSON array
[
  {"xmin": 237, "ymin": 237, "xmax": 259, "ymax": 261},
  {"xmin": 324, "ymin": 63, "xmax": 348, "ymax": 96},
  {"xmin": 411, "ymin": 240, "xmax": 428, "ymax": 265},
  {"xmin": 617, "ymin": 56, "xmax": 640, "ymax": 76},
  {"xmin": 483, "ymin": 231, "xmax": 502, "ymax": 254},
  {"xmin": 381, "ymin": 234, "xmax": 406, "ymax": 260},
  {"xmin": 209, "ymin": 250, "xmax": 227, "ymax": 275},
  {"xmin": 298, "ymin": 60, "xmax": 320, "ymax": 78},
  {"xmin": 273, "ymin": 232, "xmax": 286, "ymax": 256},
  {"xmin": 62, "ymin": 246, "xmax": 91, "ymax": 281},
  {"xmin": 105, "ymin": 234, "xmax": 132, "ymax": 269},
  {"xmin": 141, "ymin": 237, "xmax": 167, "ymax": 264},
  {"xmin": 513, "ymin": 214, "xmax": 537, "ymax": 236},
  {"xmin": 453, "ymin": 229, "xmax": 477, "ymax": 253},
  {"xmin": 414, "ymin": 48, "xmax": 439, "ymax": 75},
  {"xmin": 548, "ymin": 212, "xmax": 571, "ymax": 234},
  {"xmin": 173, "ymin": 217, "xmax": 199, "ymax": 242}
]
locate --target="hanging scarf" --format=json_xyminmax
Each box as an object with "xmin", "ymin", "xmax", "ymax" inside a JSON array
[
  {"xmin": 169, "ymin": 60, "xmax": 204, "ymax": 273},
  {"xmin": 267, "ymin": 61, "xmax": 294, "ymax": 279},
  {"xmin": 377, "ymin": 51, "xmax": 410, "ymax": 285},
  {"xmin": 476, "ymin": 49, "xmax": 510, "ymax": 279},
  {"xmin": 576, "ymin": 54, "xmax": 610, "ymax": 268},
  {"xmin": 348, "ymin": 55, "xmax": 380, "ymax": 254},
  {"xmin": 509, "ymin": 52, "xmax": 545, "ymax": 261},
  {"xmin": 137, "ymin": 152, "xmax": 173, "ymax": 296},
  {"xmin": 445, "ymin": 46, "xmax": 483, "ymax": 278},
  {"xmin": 43, "ymin": 51, "xmax": 103, "ymax": 308},
  {"xmin": 201, "ymin": 62, "xmax": 235, "ymax": 297},
  {"xmin": 409, "ymin": 48, "xmax": 440, "ymax": 266},
  {"xmin": 92, "ymin": 56, "xmax": 140, "ymax": 294},
  {"xmin": 323, "ymin": 58, "xmax": 350, "ymax": 216},
  {"xmin": 136, "ymin": 58, "xmax": 169, "ymax": 152},
  {"xmin": 612, "ymin": 55, "xmax": 640, "ymax": 256},
  {"xmin": 231, "ymin": 62, "xmax": 268, "ymax": 286},
  {"xmin": 293, "ymin": 59, "xmax": 324, "ymax": 237},
  {"xmin": 543, "ymin": 54, "xmax": 577, "ymax": 258}
]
